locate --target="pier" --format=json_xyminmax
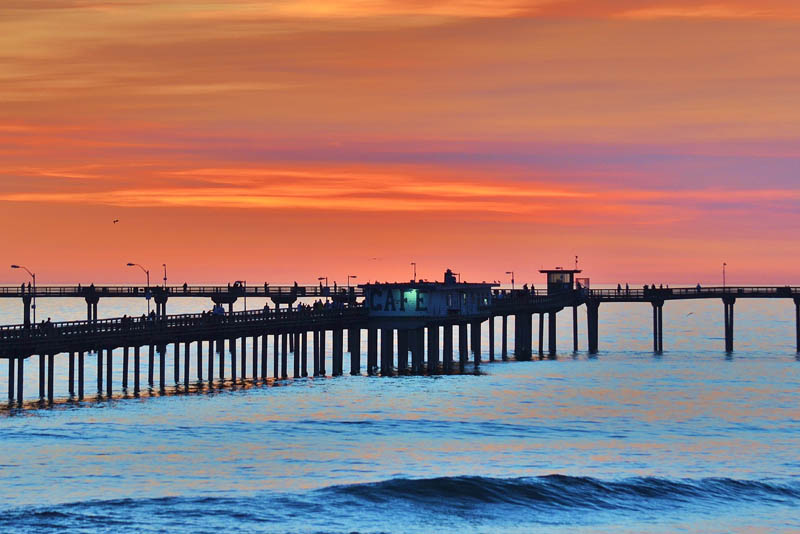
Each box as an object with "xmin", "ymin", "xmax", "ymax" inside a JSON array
[{"xmin": 1, "ymin": 269, "xmax": 798, "ymax": 407}]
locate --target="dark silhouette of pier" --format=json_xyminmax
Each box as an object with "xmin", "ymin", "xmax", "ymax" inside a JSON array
[{"xmin": 1, "ymin": 272, "xmax": 798, "ymax": 408}]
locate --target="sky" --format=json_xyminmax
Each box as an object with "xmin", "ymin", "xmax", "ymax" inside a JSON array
[{"xmin": 1, "ymin": 0, "xmax": 799, "ymax": 285}]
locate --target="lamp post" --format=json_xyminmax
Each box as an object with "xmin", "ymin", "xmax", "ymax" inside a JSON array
[
  {"xmin": 411, "ymin": 262, "xmax": 416, "ymax": 282},
  {"xmin": 318, "ymin": 276, "xmax": 328, "ymax": 287},
  {"xmin": 162, "ymin": 263, "xmax": 167, "ymax": 288},
  {"xmin": 10, "ymin": 265, "xmax": 36, "ymax": 324},
  {"xmin": 505, "ymin": 271, "xmax": 515, "ymax": 291},
  {"xmin": 723, "ymin": 262, "xmax": 727, "ymax": 289},
  {"xmin": 127, "ymin": 263, "xmax": 150, "ymax": 314},
  {"xmin": 347, "ymin": 274, "xmax": 357, "ymax": 290}
]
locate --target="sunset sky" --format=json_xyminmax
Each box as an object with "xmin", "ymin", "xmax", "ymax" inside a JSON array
[{"xmin": 2, "ymin": 1, "xmax": 799, "ymax": 285}]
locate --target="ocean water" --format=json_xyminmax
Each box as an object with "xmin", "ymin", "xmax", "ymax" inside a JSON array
[{"xmin": 0, "ymin": 295, "xmax": 799, "ymax": 533}]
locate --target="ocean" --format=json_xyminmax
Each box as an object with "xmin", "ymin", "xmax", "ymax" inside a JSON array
[{"xmin": 0, "ymin": 295, "xmax": 798, "ymax": 533}]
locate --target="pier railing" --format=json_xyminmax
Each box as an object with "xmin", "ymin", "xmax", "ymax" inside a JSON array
[{"xmin": 0, "ymin": 285, "xmax": 364, "ymax": 298}]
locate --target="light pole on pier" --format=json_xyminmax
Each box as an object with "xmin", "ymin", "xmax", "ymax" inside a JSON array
[
  {"xmin": 723, "ymin": 262, "xmax": 727, "ymax": 289},
  {"xmin": 10, "ymin": 265, "xmax": 36, "ymax": 324},
  {"xmin": 318, "ymin": 276, "xmax": 328, "ymax": 287},
  {"xmin": 411, "ymin": 262, "xmax": 416, "ymax": 282},
  {"xmin": 162, "ymin": 263, "xmax": 167, "ymax": 288},
  {"xmin": 127, "ymin": 263, "xmax": 150, "ymax": 314},
  {"xmin": 347, "ymin": 275, "xmax": 357, "ymax": 290},
  {"xmin": 505, "ymin": 271, "xmax": 515, "ymax": 291}
]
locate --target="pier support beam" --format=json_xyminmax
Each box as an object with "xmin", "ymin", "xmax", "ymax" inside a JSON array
[
  {"xmin": 794, "ymin": 298, "xmax": 800, "ymax": 353},
  {"xmin": 333, "ymin": 328, "xmax": 344, "ymax": 376},
  {"xmin": 586, "ymin": 301, "xmax": 600, "ymax": 354},
  {"xmin": 274, "ymin": 334, "xmax": 280, "ymax": 378},
  {"xmin": 106, "ymin": 348, "xmax": 112, "ymax": 398},
  {"xmin": 501, "ymin": 315, "xmax": 508, "ymax": 360},
  {"xmin": 47, "ymin": 354, "xmax": 55, "ymax": 404},
  {"xmin": 281, "ymin": 333, "xmax": 288, "ymax": 379},
  {"xmin": 159, "ymin": 345, "xmax": 166, "ymax": 390},
  {"xmin": 318, "ymin": 330, "xmax": 326, "ymax": 376},
  {"xmin": 470, "ymin": 321, "xmax": 481, "ymax": 364},
  {"xmin": 514, "ymin": 313, "xmax": 532, "ymax": 360},
  {"xmin": 148, "ymin": 345, "xmax": 155, "ymax": 386},
  {"xmin": 427, "ymin": 325, "xmax": 440, "ymax": 373},
  {"xmin": 548, "ymin": 311, "xmax": 557, "ymax": 357},
  {"xmin": 380, "ymin": 328, "xmax": 394, "ymax": 376},
  {"xmin": 573, "ymin": 306, "xmax": 579, "ymax": 352},
  {"xmin": 410, "ymin": 328, "xmax": 423, "ymax": 373},
  {"xmin": 174, "ymin": 343, "xmax": 180, "ymax": 384},
  {"xmin": 301, "ymin": 332, "xmax": 308, "ymax": 377},
  {"xmin": 397, "ymin": 329, "xmax": 409, "ymax": 373},
  {"xmin": 39, "ymin": 353, "xmax": 45, "ymax": 399},
  {"xmin": 367, "ymin": 328, "xmax": 378, "ymax": 375},
  {"xmin": 312, "ymin": 331, "xmax": 320, "ymax": 377},
  {"xmin": 488, "ymin": 317, "xmax": 495, "ymax": 362},
  {"xmin": 122, "ymin": 347, "xmax": 128, "ymax": 390},
  {"xmin": 8, "ymin": 358, "xmax": 15, "ymax": 402},
  {"xmin": 538, "ymin": 314, "xmax": 544, "ymax": 357},
  {"xmin": 294, "ymin": 332, "xmax": 302, "ymax": 378},
  {"xmin": 652, "ymin": 301, "xmax": 664, "ymax": 353},
  {"xmin": 96, "ymin": 351, "xmax": 102, "ymax": 395},
  {"xmin": 458, "ymin": 323, "xmax": 468, "ymax": 369},
  {"xmin": 198, "ymin": 340, "xmax": 204, "ymax": 382},
  {"xmin": 443, "ymin": 324, "xmax": 453, "ymax": 371},
  {"xmin": 78, "ymin": 352, "xmax": 84, "ymax": 399},
  {"xmin": 723, "ymin": 297, "xmax": 735, "ymax": 352},
  {"xmin": 208, "ymin": 340, "xmax": 215, "ymax": 384},
  {"xmin": 134, "ymin": 346, "xmax": 140, "ymax": 393},
  {"xmin": 17, "ymin": 357, "xmax": 24, "ymax": 406},
  {"xmin": 69, "ymin": 352, "xmax": 75, "ymax": 395},
  {"xmin": 218, "ymin": 339, "xmax": 225, "ymax": 382},
  {"xmin": 230, "ymin": 338, "xmax": 237, "ymax": 382},
  {"xmin": 260, "ymin": 335, "xmax": 267, "ymax": 379},
  {"xmin": 184, "ymin": 342, "xmax": 190, "ymax": 387},
  {"xmin": 348, "ymin": 328, "xmax": 360, "ymax": 375}
]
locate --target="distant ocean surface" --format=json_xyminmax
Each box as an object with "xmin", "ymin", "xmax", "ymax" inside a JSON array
[{"xmin": 1, "ymin": 295, "xmax": 799, "ymax": 533}]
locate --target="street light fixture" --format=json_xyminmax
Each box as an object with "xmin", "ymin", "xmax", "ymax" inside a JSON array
[
  {"xmin": 505, "ymin": 271, "xmax": 515, "ymax": 291},
  {"xmin": 318, "ymin": 276, "xmax": 328, "ymax": 286},
  {"xmin": 723, "ymin": 262, "xmax": 727, "ymax": 289},
  {"xmin": 162, "ymin": 263, "xmax": 167, "ymax": 288},
  {"xmin": 347, "ymin": 274, "xmax": 357, "ymax": 290},
  {"xmin": 411, "ymin": 262, "xmax": 416, "ymax": 282},
  {"xmin": 10, "ymin": 265, "xmax": 36, "ymax": 323},
  {"xmin": 127, "ymin": 262, "xmax": 151, "ymax": 314}
]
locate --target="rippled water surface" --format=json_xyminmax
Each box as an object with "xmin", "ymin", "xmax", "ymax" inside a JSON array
[{"xmin": 1, "ymin": 296, "xmax": 799, "ymax": 533}]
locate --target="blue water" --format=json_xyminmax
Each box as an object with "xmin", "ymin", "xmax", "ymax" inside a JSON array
[{"xmin": 1, "ymin": 296, "xmax": 799, "ymax": 533}]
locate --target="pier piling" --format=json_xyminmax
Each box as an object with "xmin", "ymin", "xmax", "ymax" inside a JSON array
[
  {"xmin": 443, "ymin": 324, "xmax": 453, "ymax": 371},
  {"xmin": 723, "ymin": 297, "xmax": 735, "ymax": 352},
  {"xmin": 134, "ymin": 346, "xmax": 140, "ymax": 393},
  {"xmin": 8, "ymin": 358, "xmax": 15, "ymax": 402},
  {"xmin": 427, "ymin": 325, "xmax": 440, "ymax": 373},
  {"xmin": 548, "ymin": 311, "xmax": 557, "ymax": 357},
  {"xmin": 16, "ymin": 357, "xmax": 23, "ymax": 406},
  {"xmin": 501, "ymin": 316, "xmax": 508, "ymax": 360},
  {"xmin": 586, "ymin": 302, "xmax": 600, "ymax": 354},
  {"xmin": 69, "ymin": 352, "xmax": 75, "ymax": 395},
  {"xmin": 397, "ymin": 329, "xmax": 409, "ymax": 373},
  {"xmin": 106, "ymin": 348, "xmax": 112, "ymax": 397},
  {"xmin": 47, "ymin": 354, "xmax": 54, "ymax": 403},
  {"xmin": 380, "ymin": 328, "xmax": 393, "ymax": 375},
  {"xmin": 348, "ymin": 328, "xmax": 360, "ymax": 375},
  {"xmin": 488, "ymin": 317, "xmax": 495, "ymax": 361},
  {"xmin": 78, "ymin": 352, "xmax": 84, "ymax": 399},
  {"xmin": 367, "ymin": 328, "xmax": 377, "ymax": 375}
]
